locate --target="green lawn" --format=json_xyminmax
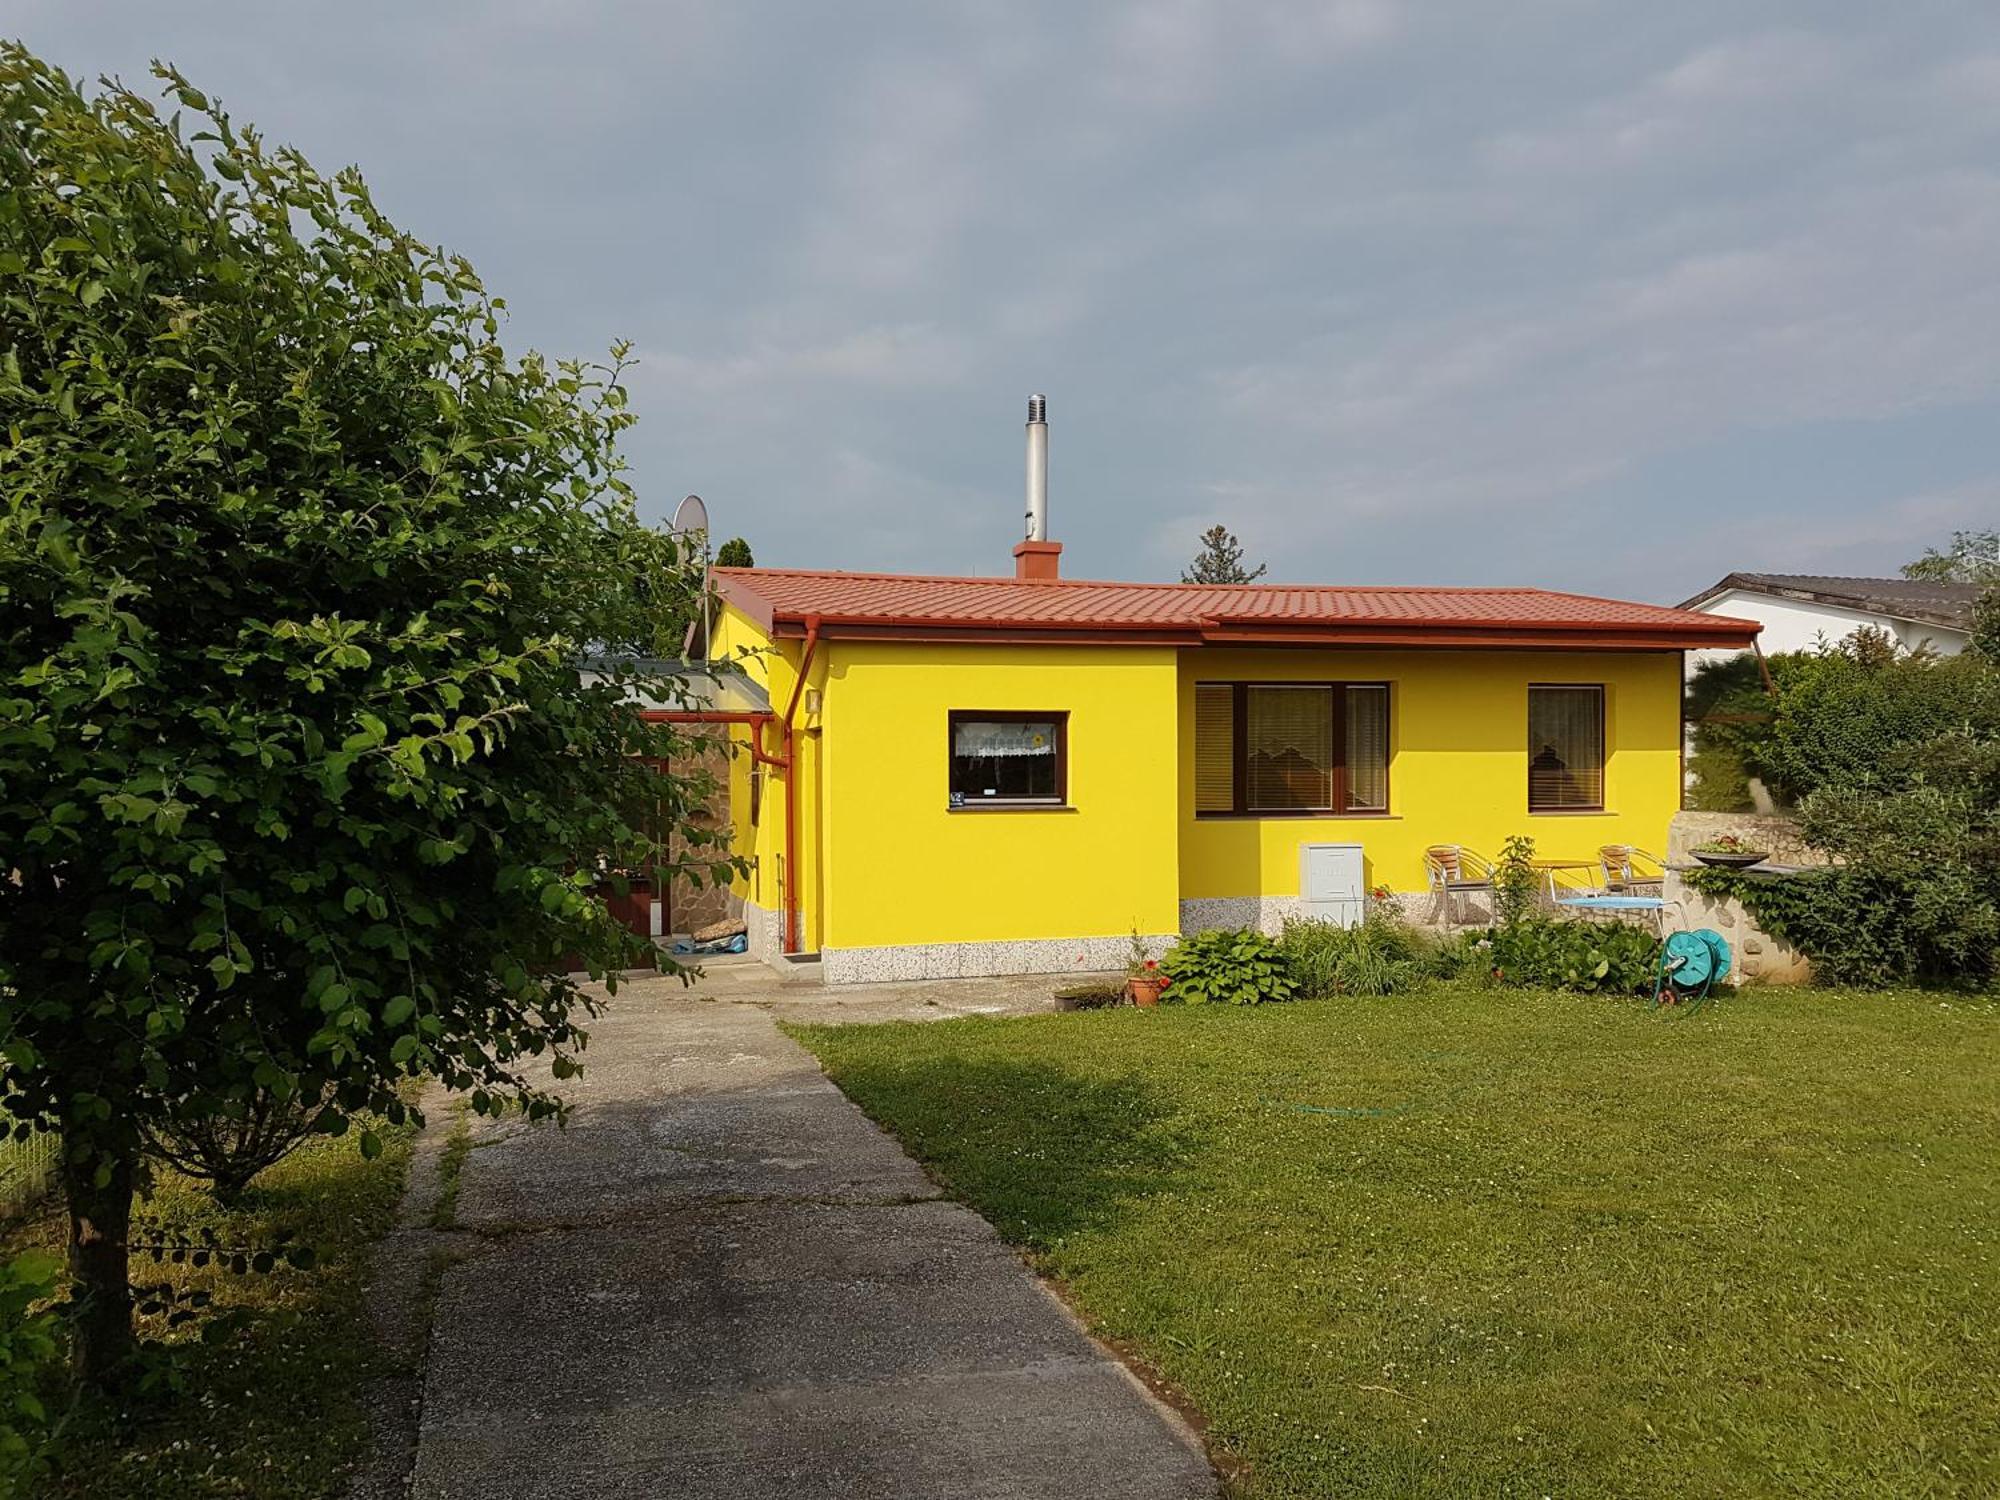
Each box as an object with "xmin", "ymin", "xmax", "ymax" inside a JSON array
[
  {"xmin": 790, "ymin": 987, "xmax": 2000, "ymax": 1499},
  {"xmin": 11, "ymin": 1123, "xmax": 414, "ymax": 1498}
]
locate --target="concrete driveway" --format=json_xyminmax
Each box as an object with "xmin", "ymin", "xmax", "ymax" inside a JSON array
[{"xmin": 406, "ymin": 966, "xmax": 1218, "ymax": 1500}]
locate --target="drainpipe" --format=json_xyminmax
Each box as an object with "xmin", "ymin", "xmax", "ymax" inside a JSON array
[{"xmin": 777, "ymin": 615, "xmax": 822, "ymax": 954}]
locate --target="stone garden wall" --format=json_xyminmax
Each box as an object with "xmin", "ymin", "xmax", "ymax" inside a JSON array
[{"xmin": 1661, "ymin": 810, "xmax": 1821, "ymax": 985}]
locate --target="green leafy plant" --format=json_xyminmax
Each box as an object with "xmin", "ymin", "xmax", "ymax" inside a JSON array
[
  {"xmin": 0, "ymin": 47, "xmax": 735, "ymax": 1384},
  {"xmin": 0, "ymin": 1250, "xmax": 63, "ymax": 1494},
  {"xmin": 1692, "ymin": 833, "xmax": 1763, "ymax": 855},
  {"xmin": 1486, "ymin": 918, "xmax": 1658, "ymax": 994},
  {"xmin": 1161, "ymin": 929, "xmax": 1299, "ymax": 1006},
  {"xmin": 1278, "ymin": 914, "xmax": 1428, "ymax": 997},
  {"xmin": 1494, "ymin": 834, "xmax": 1539, "ymax": 928},
  {"xmin": 714, "ymin": 536, "xmax": 754, "ymax": 569}
]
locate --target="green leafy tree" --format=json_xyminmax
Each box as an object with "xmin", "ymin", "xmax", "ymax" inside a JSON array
[
  {"xmin": 1902, "ymin": 528, "xmax": 2000, "ymax": 583},
  {"xmin": 0, "ymin": 48, "xmax": 729, "ymax": 1383},
  {"xmin": 714, "ymin": 536, "xmax": 753, "ymax": 569},
  {"xmin": 1181, "ymin": 524, "xmax": 1267, "ymax": 584}
]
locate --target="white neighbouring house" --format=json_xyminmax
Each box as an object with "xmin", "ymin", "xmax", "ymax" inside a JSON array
[{"xmin": 1676, "ymin": 572, "xmax": 1979, "ymax": 675}]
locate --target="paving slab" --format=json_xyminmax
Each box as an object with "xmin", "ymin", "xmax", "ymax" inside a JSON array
[{"xmin": 410, "ymin": 976, "xmax": 1217, "ymax": 1500}]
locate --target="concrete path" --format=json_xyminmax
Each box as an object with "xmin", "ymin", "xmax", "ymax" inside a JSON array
[{"xmin": 408, "ymin": 970, "xmax": 1219, "ymax": 1500}]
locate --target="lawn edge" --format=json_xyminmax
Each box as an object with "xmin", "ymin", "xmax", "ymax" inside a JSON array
[{"xmin": 782, "ymin": 1020, "xmax": 1248, "ymax": 1496}]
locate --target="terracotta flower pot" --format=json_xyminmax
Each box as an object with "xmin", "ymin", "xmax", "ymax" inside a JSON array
[{"xmin": 1128, "ymin": 978, "xmax": 1164, "ymax": 1008}]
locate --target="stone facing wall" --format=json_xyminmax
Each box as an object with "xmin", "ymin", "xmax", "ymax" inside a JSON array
[
  {"xmin": 821, "ymin": 932, "xmax": 1176, "ymax": 985},
  {"xmin": 1179, "ymin": 896, "xmax": 1305, "ymax": 937},
  {"xmin": 662, "ymin": 734, "xmax": 735, "ymax": 937},
  {"xmin": 1661, "ymin": 810, "xmax": 1820, "ymax": 985}
]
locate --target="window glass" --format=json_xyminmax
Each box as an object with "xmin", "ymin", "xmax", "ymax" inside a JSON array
[
  {"xmin": 1344, "ymin": 685, "xmax": 1390, "ymax": 812},
  {"xmin": 1195, "ymin": 684, "xmax": 1235, "ymax": 812},
  {"xmin": 1246, "ymin": 685, "xmax": 1333, "ymax": 811},
  {"xmin": 950, "ymin": 715, "xmax": 1064, "ymax": 804},
  {"xmin": 1528, "ymin": 686, "xmax": 1604, "ymax": 811}
]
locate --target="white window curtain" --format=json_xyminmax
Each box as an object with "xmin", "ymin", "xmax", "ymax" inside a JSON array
[
  {"xmin": 1247, "ymin": 685, "xmax": 1333, "ymax": 811},
  {"xmin": 1528, "ymin": 686, "xmax": 1604, "ymax": 810},
  {"xmin": 1344, "ymin": 686, "xmax": 1389, "ymax": 812}
]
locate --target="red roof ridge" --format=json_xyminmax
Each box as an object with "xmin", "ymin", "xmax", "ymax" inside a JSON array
[{"xmin": 716, "ymin": 565, "xmax": 1600, "ymax": 598}]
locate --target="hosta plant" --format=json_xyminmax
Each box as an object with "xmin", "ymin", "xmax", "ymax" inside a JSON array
[{"xmin": 1161, "ymin": 929, "xmax": 1299, "ymax": 1006}]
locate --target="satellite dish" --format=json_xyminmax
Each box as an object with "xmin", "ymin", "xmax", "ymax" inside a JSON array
[
  {"xmin": 670, "ymin": 495, "xmax": 713, "ymax": 665},
  {"xmin": 670, "ymin": 493, "xmax": 709, "ymax": 537}
]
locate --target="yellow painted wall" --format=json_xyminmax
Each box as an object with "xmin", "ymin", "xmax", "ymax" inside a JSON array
[
  {"xmin": 708, "ymin": 609, "xmax": 1684, "ymax": 948},
  {"xmin": 1177, "ymin": 648, "xmax": 1685, "ymax": 899},
  {"xmin": 818, "ymin": 643, "xmax": 1182, "ymax": 948}
]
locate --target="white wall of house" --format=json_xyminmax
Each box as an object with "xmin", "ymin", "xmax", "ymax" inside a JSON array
[{"xmin": 1686, "ymin": 589, "xmax": 1969, "ymax": 676}]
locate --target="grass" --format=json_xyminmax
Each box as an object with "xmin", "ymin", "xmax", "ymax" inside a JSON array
[
  {"xmin": 790, "ymin": 986, "xmax": 2000, "ymax": 1498},
  {"xmin": 8, "ymin": 1122, "xmax": 415, "ymax": 1498}
]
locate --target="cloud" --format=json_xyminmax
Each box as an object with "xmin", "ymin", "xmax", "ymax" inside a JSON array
[{"xmin": 13, "ymin": 1, "xmax": 2000, "ymax": 602}]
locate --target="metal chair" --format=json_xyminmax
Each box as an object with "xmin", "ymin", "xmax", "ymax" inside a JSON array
[
  {"xmin": 1424, "ymin": 845, "xmax": 1496, "ymax": 925},
  {"xmin": 1598, "ymin": 845, "xmax": 1665, "ymax": 897}
]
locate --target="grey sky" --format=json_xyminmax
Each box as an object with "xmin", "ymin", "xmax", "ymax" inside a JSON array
[{"xmin": 18, "ymin": 2, "xmax": 2000, "ymax": 601}]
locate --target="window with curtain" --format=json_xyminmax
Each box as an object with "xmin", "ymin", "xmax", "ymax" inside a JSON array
[
  {"xmin": 1193, "ymin": 682, "xmax": 1391, "ymax": 815},
  {"xmin": 1527, "ymin": 685, "xmax": 1604, "ymax": 811},
  {"xmin": 1195, "ymin": 684, "xmax": 1235, "ymax": 813},
  {"xmin": 1344, "ymin": 685, "xmax": 1389, "ymax": 812},
  {"xmin": 948, "ymin": 712, "xmax": 1066, "ymax": 806},
  {"xmin": 1247, "ymin": 685, "xmax": 1333, "ymax": 811}
]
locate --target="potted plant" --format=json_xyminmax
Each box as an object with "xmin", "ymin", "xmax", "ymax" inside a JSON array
[
  {"xmin": 1691, "ymin": 832, "xmax": 1769, "ymax": 868},
  {"xmin": 1124, "ymin": 927, "xmax": 1166, "ymax": 1007},
  {"xmin": 1127, "ymin": 958, "xmax": 1167, "ymax": 1008}
]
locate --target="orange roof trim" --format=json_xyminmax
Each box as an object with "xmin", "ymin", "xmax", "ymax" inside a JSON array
[{"xmin": 715, "ymin": 567, "xmax": 1762, "ymax": 651}]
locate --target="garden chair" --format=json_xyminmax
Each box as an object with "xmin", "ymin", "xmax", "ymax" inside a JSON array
[
  {"xmin": 1424, "ymin": 845, "xmax": 1496, "ymax": 925},
  {"xmin": 1598, "ymin": 845, "xmax": 1665, "ymax": 897}
]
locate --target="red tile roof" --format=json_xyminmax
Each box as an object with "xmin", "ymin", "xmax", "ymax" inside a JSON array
[{"xmin": 716, "ymin": 568, "xmax": 1761, "ymax": 650}]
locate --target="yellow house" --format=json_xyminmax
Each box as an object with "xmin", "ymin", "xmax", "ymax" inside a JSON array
[{"xmin": 701, "ymin": 538, "xmax": 1759, "ymax": 983}]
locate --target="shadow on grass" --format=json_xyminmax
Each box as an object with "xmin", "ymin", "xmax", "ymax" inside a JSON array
[{"xmin": 813, "ymin": 1052, "xmax": 1204, "ymax": 1254}]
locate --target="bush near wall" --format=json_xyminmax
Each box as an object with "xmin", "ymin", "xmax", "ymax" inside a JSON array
[{"xmin": 1688, "ymin": 784, "xmax": 2000, "ymax": 987}]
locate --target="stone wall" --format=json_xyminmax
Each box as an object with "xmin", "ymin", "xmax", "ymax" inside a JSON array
[
  {"xmin": 1661, "ymin": 810, "xmax": 1820, "ymax": 985},
  {"xmin": 661, "ymin": 734, "xmax": 734, "ymax": 938}
]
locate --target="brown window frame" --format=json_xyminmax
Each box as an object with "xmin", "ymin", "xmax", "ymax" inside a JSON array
[
  {"xmin": 1526, "ymin": 683, "xmax": 1606, "ymax": 814},
  {"xmin": 947, "ymin": 710, "xmax": 1070, "ymax": 809},
  {"xmin": 1194, "ymin": 681, "xmax": 1391, "ymax": 818}
]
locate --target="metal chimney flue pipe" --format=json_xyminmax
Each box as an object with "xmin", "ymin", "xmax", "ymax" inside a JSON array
[{"xmin": 1024, "ymin": 394, "xmax": 1048, "ymax": 542}]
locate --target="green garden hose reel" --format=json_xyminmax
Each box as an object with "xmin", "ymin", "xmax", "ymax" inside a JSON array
[{"xmin": 1654, "ymin": 928, "xmax": 1731, "ymax": 1008}]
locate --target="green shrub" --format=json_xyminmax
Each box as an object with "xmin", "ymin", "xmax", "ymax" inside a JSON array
[
  {"xmin": 0, "ymin": 1250, "xmax": 63, "ymax": 1494},
  {"xmin": 1278, "ymin": 915, "xmax": 1427, "ymax": 998},
  {"xmin": 1487, "ymin": 918, "xmax": 1658, "ymax": 994},
  {"xmin": 1688, "ymin": 783, "xmax": 2000, "ymax": 986},
  {"xmin": 1161, "ymin": 928, "xmax": 1298, "ymax": 1006}
]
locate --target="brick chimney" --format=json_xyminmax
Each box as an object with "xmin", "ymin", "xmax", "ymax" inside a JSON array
[{"xmin": 1013, "ymin": 538, "xmax": 1062, "ymax": 581}]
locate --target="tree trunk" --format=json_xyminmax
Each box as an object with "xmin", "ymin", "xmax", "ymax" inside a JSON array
[{"xmin": 60, "ymin": 1145, "xmax": 137, "ymax": 1387}]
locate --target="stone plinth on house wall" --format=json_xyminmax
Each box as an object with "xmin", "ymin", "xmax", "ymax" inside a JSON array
[{"xmin": 1662, "ymin": 811, "xmax": 1817, "ymax": 985}]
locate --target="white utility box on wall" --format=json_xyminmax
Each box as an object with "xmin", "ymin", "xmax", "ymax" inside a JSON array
[{"xmin": 1299, "ymin": 843, "xmax": 1366, "ymax": 928}]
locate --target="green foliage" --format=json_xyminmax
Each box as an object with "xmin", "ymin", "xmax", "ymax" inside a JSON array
[
  {"xmin": 714, "ymin": 536, "xmax": 754, "ymax": 569},
  {"xmin": 1902, "ymin": 528, "xmax": 2000, "ymax": 584},
  {"xmin": 0, "ymin": 1251, "xmax": 62, "ymax": 1495},
  {"xmin": 1688, "ymin": 784, "xmax": 2000, "ymax": 986},
  {"xmin": 1277, "ymin": 915, "xmax": 1427, "ymax": 998},
  {"xmin": 1160, "ymin": 929, "xmax": 1298, "ymax": 1006},
  {"xmin": 1758, "ymin": 634, "xmax": 1991, "ymax": 801},
  {"xmin": 1683, "ymin": 652, "xmax": 1772, "ymax": 810},
  {"xmin": 0, "ymin": 47, "xmax": 733, "ymax": 1375},
  {"xmin": 1973, "ymin": 586, "xmax": 2000, "ymax": 662},
  {"xmin": 1180, "ymin": 524, "xmax": 1267, "ymax": 584},
  {"xmin": 1486, "ymin": 918, "xmax": 1658, "ymax": 994},
  {"xmin": 1493, "ymin": 834, "xmax": 1539, "ymax": 927}
]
